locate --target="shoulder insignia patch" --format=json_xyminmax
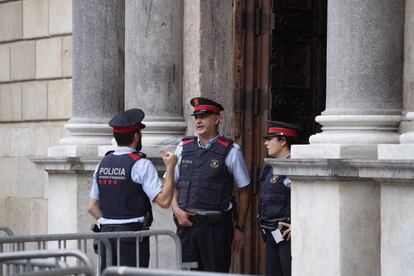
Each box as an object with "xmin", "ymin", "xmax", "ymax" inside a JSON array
[
  {"xmin": 217, "ymin": 136, "xmax": 233, "ymax": 148},
  {"xmin": 182, "ymin": 136, "xmax": 196, "ymax": 145},
  {"xmin": 128, "ymin": 152, "xmax": 143, "ymax": 161}
]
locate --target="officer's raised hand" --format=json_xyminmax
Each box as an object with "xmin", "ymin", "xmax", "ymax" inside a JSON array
[{"xmin": 161, "ymin": 150, "xmax": 178, "ymax": 169}]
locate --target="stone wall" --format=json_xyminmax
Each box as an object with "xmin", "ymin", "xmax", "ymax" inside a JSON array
[{"xmin": 0, "ymin": 0, "xmax": 72, "ymax": 234}]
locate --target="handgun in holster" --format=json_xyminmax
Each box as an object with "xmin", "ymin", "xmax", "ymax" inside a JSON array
[
  {"xmin": 142, "ymin": 210, "xmax": 153, "ymax": 230},
  {"xmin": 90, "ymin": 223, "xmax": 101, "ymax": 254}
]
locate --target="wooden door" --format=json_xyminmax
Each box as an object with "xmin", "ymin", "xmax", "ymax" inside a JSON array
[{"xmin": 232, "ymin": 0, "xmax": 326, "ymax": 274}]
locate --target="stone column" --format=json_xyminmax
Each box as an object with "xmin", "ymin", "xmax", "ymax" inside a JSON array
[
  {"xmin": 125, "ymin": 0, "xmax": 186, "ymax": 157},
  {"xmin": 278, "ymin": 1, "xmax": 405, "ymax": 275},
  {"xmin": 183, "ymin": 0, "xmax": 234, "ymax": 137},
  {"xmin": 42, "ymin": 0, "xmax": 124, "ymax": 235},
  {"xmin": 293, "ymin": 0, "xmax": 404, "ymax": 159},
  {"xmin": 48, "ymin": 0, "xmax": 124, "ymax": 158},
  {"xmin": 378, "ymin": 0, "xmax": 414, "ymax": 159}
]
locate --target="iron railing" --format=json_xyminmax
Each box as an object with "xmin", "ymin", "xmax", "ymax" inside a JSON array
[{"xmin": 0, "ymin": 230, "xmax": 181, "ymax": 275}]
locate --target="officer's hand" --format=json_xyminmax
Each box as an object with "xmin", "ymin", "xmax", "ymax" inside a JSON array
[
  {"xmin": 161, "ymin": 151, "xmax": 178, "ymax": 168},
  {"xmin": 233, "ymin": 228, "xmax": 246, "ymax": 252},
  {"xmin": 279, "ymin": 222, "xmax": 291, "ymax": 240},
  {"xmin": 174, "ymin": 207, "xmax": 195, "ymax": 227}
]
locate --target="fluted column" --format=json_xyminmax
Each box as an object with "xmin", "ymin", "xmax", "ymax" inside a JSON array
[
  {"xmin": 48, "ymin": 0, "xmax": 124, "ymax": 157},
  {"xmin": 293, "ymin": 0, "xmax": 404, "ymax": 159},
  {"xmin": 125, "ymin": 0, "xmax": 186, "ymax": 157}
]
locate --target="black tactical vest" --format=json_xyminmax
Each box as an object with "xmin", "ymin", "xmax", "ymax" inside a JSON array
[
  {"xmin": 178, "ymin": 136, "xmax": 234, "ymax": 211},
  {"xmin": 260, "ymin": 165, "xmax": 291, "ymax": 221},
  {"xmin": 97, "ymin": 152, "xmax": 151, "ymax": 219}
]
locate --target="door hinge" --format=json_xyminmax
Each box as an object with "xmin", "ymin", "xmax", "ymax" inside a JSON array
[
  {"xmin": 255, "ymin": 5, "xmax": 262, "ymax": 36},
  {"xmin": 253, "ymin": 87, "xmax": 261, "ymax": 116}
]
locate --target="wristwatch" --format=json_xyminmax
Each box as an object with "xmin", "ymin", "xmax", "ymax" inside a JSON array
[{"xmin": 235, "ymin": 224, "xmax": 245, "ymax": 232}]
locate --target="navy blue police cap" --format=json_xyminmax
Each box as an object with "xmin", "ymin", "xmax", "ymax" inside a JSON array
[
  {"xmin": 263, "ymin": 120, "xmax": 301, "ymax": 139},
  {"xmin": 109, "ymin": 108, "xmax": 146, "ymax": 134},
  {"xmin": 190, "ymin": 97, "xmax": 224, "ymax": 116}
]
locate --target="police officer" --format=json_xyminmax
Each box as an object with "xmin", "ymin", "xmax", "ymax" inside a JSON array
[
  {"xmin": 258, "ymin": 120, "xmax": 300, "ymax": 276},
  {"xmin": 169, "ymin": 97, "xmax": 251, "ymax": 272},
  {"xmin": 88, "ymin": 108, "xmax": 177, "ymax": 269}
]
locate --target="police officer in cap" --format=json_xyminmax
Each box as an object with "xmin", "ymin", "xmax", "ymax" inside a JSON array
[
  {"xmin": 258, "ymin": 120, "xmax": 300, "ymax": 276},
  {"xmin": 88, "ymin": 108, "xmax": 177, "ymax": 269},
  {"xmin": 169, "ymin": 97, "xmax": 251, "ymax": 272}
]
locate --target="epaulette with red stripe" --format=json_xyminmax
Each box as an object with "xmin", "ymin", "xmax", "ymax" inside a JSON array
[
  {"xmin": 128, "ymin": 152, "xmax": 146, "ymax": 161},
  {"xmin": 182, "ymin": 136, "xmax": 197, "ymax": 145},
  {"xmin": 217, "ymin": 136, "xmax": 233, "ymax": 148}
]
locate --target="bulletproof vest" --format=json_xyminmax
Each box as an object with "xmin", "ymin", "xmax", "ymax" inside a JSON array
[
  {"xmin": 178, "ymin": 136, "xmax": 234, "ymax": 211},
  {"xmin": 96, "ymin": 152, "xmax": 151, "ymax": 219},
  {"xmin": 260, "ymin": 165, "xmax": 291, "ymax": 221}
]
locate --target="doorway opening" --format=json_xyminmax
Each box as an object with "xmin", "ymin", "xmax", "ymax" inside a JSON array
[{"xmin": 232, "ymin": 0, "xmax": 327, "ymax": 274}]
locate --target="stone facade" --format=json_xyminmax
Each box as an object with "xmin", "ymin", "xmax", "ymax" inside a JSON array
[{"xmin": 0, "ymin": 0, "xmax": 72, "ymax": 235}]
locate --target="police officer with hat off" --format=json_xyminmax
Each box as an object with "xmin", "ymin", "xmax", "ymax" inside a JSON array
[
  {"xmin": 88, "ymin": 108, "xmax": 177, "ymax": 269},
  {"xmin": 168, "ymin": 97, "xmax": 251, "ymax": 272},
  {"xmin": 258, "ymin": 120, "xmax": 300, "ymax": 276}
]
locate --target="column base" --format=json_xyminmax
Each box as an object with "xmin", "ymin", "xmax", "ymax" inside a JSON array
[
  {"xmin": 141, "ymin": 120, "xmax": 187, "ymax": 158},
  {"xmin": 292, "ymin": 144, "xmax": 378, "ymax": 159},
  {"xmin": 48, "ymin": 145, "xmax": 101, "ymax": 158},
  {"xmin": 310, "ymin": 114, "xmax": 401, "ymax": 144},
  {"xmin": 48, "ymin": 122, "xmax": 113, "ymax": 158},
  {"xmin": 296, "ymin": 114, "xmax": 401, "ymax": 159}
]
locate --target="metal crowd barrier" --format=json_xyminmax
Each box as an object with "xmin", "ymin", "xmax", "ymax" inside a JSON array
[
  {"xmin": 102, "ymin": 266, "xmax": 248, "ymax": 276},
  {"xmin": 0, "ymin": 225, "xmax": 14, "ymax": 237},
  {"xmin": 0, "ymin": 230, "xmax": 182, "ymax": 275},
  {"xmin": 0, "ymin": 249, "xmax": 94, "ymax": 275}
]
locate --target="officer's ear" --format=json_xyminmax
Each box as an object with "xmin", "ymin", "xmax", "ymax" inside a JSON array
[
  {"xmin": 279, "ymin": 137, "xmax": 287, "ymax": 147},
  {"xmin": 134, "ymin": 131, "xmax": 141, "ymax": 141},
  {"xmin": 213, "ymin": 113, "xmax": 220, "ymax": 126}
]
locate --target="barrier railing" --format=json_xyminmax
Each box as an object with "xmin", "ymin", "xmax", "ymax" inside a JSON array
[
  {"xmin": 0, "ymin": 230, "xmax": 181, "ymax": 275},
  {"xmin": 102, "ymin": 266, "xmax": 249, "ymax": 276},
  {"xmin": 0, "ymin": 249, "xmax": 94, "ymax": 275}
]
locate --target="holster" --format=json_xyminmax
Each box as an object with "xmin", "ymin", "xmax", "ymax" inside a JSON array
[
  {"xmin": 90, "ymin": 223, "xmax": 101, "ymax": 254},
  {"xmin": 142, "ymin": 211, "xmax": 153, "ymax": 230}
]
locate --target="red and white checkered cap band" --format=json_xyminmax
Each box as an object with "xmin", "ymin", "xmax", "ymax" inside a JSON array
[
  {"xmin": 268, "ymin": 127, "xmax": 298, "ymax": 137},
  {"xmin": 194, "ymin": 105, "xmax": 221, "ymax": 113},
  {"xmin": 112, "ymin": 125, "xmax": 140, "ymax": 134}
]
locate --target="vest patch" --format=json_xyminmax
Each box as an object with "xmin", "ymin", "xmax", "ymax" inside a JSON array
[{"xmin": 210, "ymin": 159, "xmax": 219, "ymax": 168}]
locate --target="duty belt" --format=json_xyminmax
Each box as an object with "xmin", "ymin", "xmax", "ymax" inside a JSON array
[{"xmin": 189, "ymin": 211, "xmax": 232, "ymax": 225}]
